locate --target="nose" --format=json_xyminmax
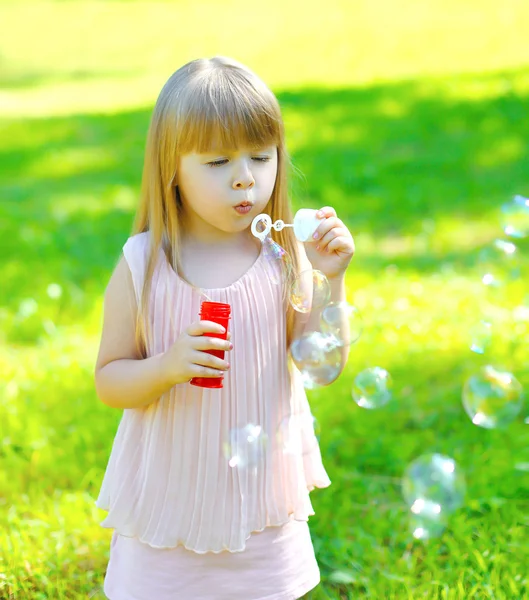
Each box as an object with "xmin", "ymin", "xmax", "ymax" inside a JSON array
[{"xmin": 233, "ymin": 159, "xmax": 255, "ymax": 190}]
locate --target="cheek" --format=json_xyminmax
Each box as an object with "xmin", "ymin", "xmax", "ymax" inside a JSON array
[{"xmin": 182, "ymin": 171, "xmax": 218, "ymax": 201}]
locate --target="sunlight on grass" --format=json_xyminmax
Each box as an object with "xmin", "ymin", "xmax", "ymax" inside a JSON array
[
  {"xmin": 1, "ymin": 1, "xmax": 529, "ymax": 597},
  {"xmin": 2, "ymin": 1, "xmax": 529, "ymax": 116}
]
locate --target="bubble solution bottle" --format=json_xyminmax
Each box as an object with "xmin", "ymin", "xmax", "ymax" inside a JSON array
[{"xmin": 190, "ymin": 301, "xmax": 231, "ymax": 389}]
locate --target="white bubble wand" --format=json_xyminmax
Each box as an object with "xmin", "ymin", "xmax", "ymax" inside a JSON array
[{"xmin": 251, "ymin": 209, "xmax": 321, "ymax": 242}]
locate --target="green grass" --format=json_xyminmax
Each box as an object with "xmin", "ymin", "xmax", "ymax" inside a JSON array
[{"xmin": 1, "ymin": 1, "xmax": 529, "ymax": 598}]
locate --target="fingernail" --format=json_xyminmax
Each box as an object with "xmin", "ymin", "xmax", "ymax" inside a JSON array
[
  {"xmin": 317, "ymin": 210, "xmax": 323, "ymax": 217},
  {"xmin": 316, "ymin": 245, "xmax": 320, "ymax": 251},
  {"xmin": 313, "ymin": 232, "xmax": 319, "ymax": 239},
  {"xmin": 229, "ymin": 343, "xmax": 233, "ymax": 349}
]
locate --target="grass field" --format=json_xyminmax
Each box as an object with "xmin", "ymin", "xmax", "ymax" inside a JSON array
[{"xmin": 1, "ymin": 1, "xmax": 528, "ymax": 598}]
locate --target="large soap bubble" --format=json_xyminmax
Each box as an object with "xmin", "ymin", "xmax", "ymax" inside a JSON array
[
  {"xmin": 501, "ymin": 194, "xmax": 529, "ymax": 239},
  {"xmin": 289, "ymin": 269, "xmax": 331, "ymax": 314},
  {"xmin": 462, "ymin": 365, "xmax": 524, "ymax": 429},
  {"xmin": 352, "ymin": 367, "xmax": 393, "ymax": 409},
  {"xmin": 320, "ymin": 301, "xmax": 364, "ymax": 347},
  {"xmin": 291, "ymin": 331, "xmax": 342, "ymax": 389},
  {"xmin": 402, "ymin": 454, "xmax": 466, "ymax": 540}
]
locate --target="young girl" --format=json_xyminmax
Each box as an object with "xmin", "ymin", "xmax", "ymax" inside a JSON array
[{"xmin": 94, "ymin": 56, "xmax": 355, "ymax": 600}]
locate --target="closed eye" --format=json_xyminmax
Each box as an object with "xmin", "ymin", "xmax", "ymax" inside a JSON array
[{"xmin": 207, "ymin": 157, "xmax": 271, "ymax": 167}]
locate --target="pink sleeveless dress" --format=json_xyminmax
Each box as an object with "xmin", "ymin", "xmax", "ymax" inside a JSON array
[{"xmin": 95, "ymin": 231, "xmax": 331, "ymax": 600}]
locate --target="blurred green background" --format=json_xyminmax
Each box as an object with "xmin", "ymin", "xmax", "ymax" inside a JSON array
[{"xmin": 1, "ymin": 1, "xmax": 528, "ymax": 598}]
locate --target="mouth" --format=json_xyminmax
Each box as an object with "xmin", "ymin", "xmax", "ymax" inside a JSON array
[{"xmin": 233, "ymin": 201, "xmax": 254, "ymax": 215}]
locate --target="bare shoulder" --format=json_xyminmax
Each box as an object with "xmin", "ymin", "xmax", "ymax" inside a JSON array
[{"xmin": 94, "ymin": 255, "xmax": 140, "ymax": 374}]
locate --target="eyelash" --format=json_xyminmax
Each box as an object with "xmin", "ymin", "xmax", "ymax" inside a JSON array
[{"xmin": 207, "ymin": 157, "xmax": 270, "ymax": 168}]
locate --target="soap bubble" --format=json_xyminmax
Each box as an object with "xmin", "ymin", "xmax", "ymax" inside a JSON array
[
  {"xmin": 290, "ymin": 269, "xmax": 331, "ymax": 313},
  {"xmin": 462, "ymin": 365, "xmax": 524, "ymax": 429},
  {"xmin": 469, "ymin": 320, "xmax": 492, "ymax": 354},
  {"xmin": 501, "ymin": 194, "xmax": 529, "ymax": 239},
  {"xmin": 402, "ymin": 454, "xmax": 465, "ymax": 540},
  {"xmin": 352, "ymin": 367, "xmax": 393, "ymax": 409},
  {"xmin": 409, "ymin": 516, "xmax": 447, "ymax": 541},
  {"xmin": 291, "ymin": 331, "xmax": 341, "ymax": 389},
  {"xmin": 320, "ymin": 301, "xmax": 364, "ymax": 346},
  {"xmin": 276, "ymin": 413, "xmax": 321, "ymax": 456},
  {"xmin": 478, "ymin": 239, "xmax": 520, "ymax": 289},
  {"xmin": 223, "ymin": 424, "xmax": 268, "ymax": 470},
  {"xmin": 262, "ymin": 237, "xmax": 292, "ymax": 285}
]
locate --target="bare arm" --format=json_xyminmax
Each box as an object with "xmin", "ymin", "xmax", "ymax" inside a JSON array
[
  {"xmin": 94, "ymin": 256, "xmax": 173, "ymax": 410},
  {"xmin": 94, "ymin": 255, "xmax": 231, "ymax": 410},
  {"xmin": 291, "ymin": 241, "xmax": 350, "ymax": 372}
]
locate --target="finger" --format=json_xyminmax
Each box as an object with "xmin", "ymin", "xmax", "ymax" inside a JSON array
[
  {"xmin": 189, "ymin": 364, "xmax": 227, "ymax": 378},
  {"xmin": 187, "ymin": 321, "xmax": 227, "ymax": 336},
  {"xmin": 316, "ymin": 206, "xmax": 337, "ymax": 219},
  {"xmin": 190, "ymin": 351, "xmax": 230, "ymax": 371},
  {"xmin": 326, "ymin": 235, "xmax": 355, "ymax": 254},
  {"xmin": 317, "ymin": 227, "xmax": 343, "ymax": 252},
  {"xmin": 312, "ymin": 217, "xmax": 341, "ymax": 242},
  {"xmin": 193, "ymin": 336, "xmax": 233, "ymax": 352}
]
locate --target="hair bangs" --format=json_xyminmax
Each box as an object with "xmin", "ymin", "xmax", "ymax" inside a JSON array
[{"xmin": 176, "ymin": 71, "xmax": 281, "ymax": 155}]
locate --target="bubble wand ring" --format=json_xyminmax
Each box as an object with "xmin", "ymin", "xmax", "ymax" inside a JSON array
[
  {"xmin": 251, "ymin": 209, "xmax": 320, "ymax": 243},
  {"xmin": 251, "ymin": 213, "xmax": 294, "ymax": 241}
]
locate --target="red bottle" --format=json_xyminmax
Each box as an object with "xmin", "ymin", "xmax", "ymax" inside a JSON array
[{"xmin": 190, "ymin": 302, "xmax": 231, "ymax": 389}]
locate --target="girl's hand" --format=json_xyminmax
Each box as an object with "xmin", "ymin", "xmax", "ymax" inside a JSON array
[
  {"xmin": 304, "ymin": 206, "xmax": 355, "ymax": 279},
  {"xmin": 161, "ymin": 321, "xmax": 233, "ymax": 386}
]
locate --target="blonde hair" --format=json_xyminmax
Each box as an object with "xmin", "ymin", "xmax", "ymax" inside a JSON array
[{"xmin": 131, "ymin": 56, "xmax": 301, "ymax": 357}]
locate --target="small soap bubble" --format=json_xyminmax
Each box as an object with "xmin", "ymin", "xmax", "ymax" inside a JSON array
[
  {"xmin": 402, "ymin": 453, "xmax": 465, "ymax": 540},
  {"xmin": 262, "ymin": 237, "xmax": 292, "ymax": 285},
  {"xmin": 277, "ymin": 413, "xmax": 321, "ymax": 457},
  {"xmin": 469, "ymin": 320, "xmax": 492, "ymax": 354},
  {"xmin": 290, "ymin": 269, "xmax": 331, "ymax": 314},
  {"xmin": 462, "ymin": 365, "xmax": 524, "ymax": 429},
  {"xmin": 320, "ymin": 301, "xmax": 364, "ymax": 346},
  {"xmin": 352, "ymin": 367, "xmax": 393, "ymax": 409},
  {"xmin": 223, "ymin": 424, "xmax": 268, "ymax": 470},
  {"xmin": 291, "ymin": 331, "xmax": 341, "ymax": 389},
  {"xmin": 501, "ymin": 194, "xmax": 529, "ymax": 239},
  {"xmin": 478, "ymin": 239, "xmax": 520, "ymax": 289}
]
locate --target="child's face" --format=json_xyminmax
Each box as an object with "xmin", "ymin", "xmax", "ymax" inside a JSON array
[{"xmin": 177, "ymin": 144, "xmax": 278, "ymax": 238}]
